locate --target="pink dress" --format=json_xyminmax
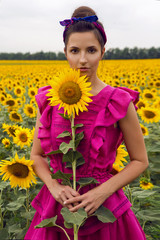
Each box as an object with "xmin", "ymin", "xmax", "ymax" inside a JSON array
[{"xmin": 25, "ymin": 85, "xmax": 146, "ymax": 240}]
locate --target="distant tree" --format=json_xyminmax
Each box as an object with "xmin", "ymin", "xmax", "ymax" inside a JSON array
[{"xmin": 57, "ymin": 52, "xmax": 66, "ymax": 60}]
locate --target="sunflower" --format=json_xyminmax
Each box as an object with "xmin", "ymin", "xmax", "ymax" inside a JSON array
[
  {"xmin": 14, "ymin": 86, "xmax": 25, "ymax": 97},
  {"xmin": 142, "ymin": 90, "xmax": 156, "ymax": 102},
  {"xmin": 154, "ymin": 80, "xmax": 160, "ymax": 88},
  {"xmin": 28, "ymin": 87, "xmax": 37, "ymax": 98},
  {"xmin": 140, "ymin": 123, "xmax": 149, "ymax": 136},
  {"xmin": 0, "ymin": 153, "xmax": 37, "ymax": 189},
  {"xmin": 24, "ymin": 104, "xmax": 37, "ymax": 118},
  {"xmin": 113, "ymin": 145, "xmax": 128, "ymax": 172},
  {"xmin": 139, "ymin": 178, "xmax": 154, "ymax": 190},
  {"xmin": 2, "ymin": 138, "xmax": 10, "ymax": 148},
  {"xmin": 5, "ymin": 98, "xmax": 17, "ymax": 109},
  {"xmin": 9, "ymin": 111, "xmax": 23, "ymax": 122},
  {"xmin": 153, "ymin": 97, "xmax": 160, "ymax": 109},
  {"xmin": 0, "ymin": 93, "xmax": 6, "ymax": 105},
  {"xmin": 138, "ymin": 107, "xmax": 160, "ymax": 124},
  {"xmin": 13, "ymin": 126, "xmax": 32, "ymax": 148},
  {"xmin": 46, "ymin": 68, "xmax": 93, "ymax": 117},
  {"xmin": 2, "ymin": 123, "xmax": 18, "ymax": 137},
  {"xmin": 136, "ymin": 99, "xmax": 148, "ymax": 110}
]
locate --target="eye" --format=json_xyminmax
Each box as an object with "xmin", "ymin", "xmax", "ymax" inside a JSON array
[
  {"xmin": 70, "ymin": 48, "xmax": 79, "ymax": 54},
  {"xmin": 88, "ymin": 47, "xmax": 97, "ymax": 53}
]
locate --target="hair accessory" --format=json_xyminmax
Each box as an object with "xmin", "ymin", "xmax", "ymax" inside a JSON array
[{"xmin": 60, "ymin": 15, "xmax": 107, "ymax": 44}]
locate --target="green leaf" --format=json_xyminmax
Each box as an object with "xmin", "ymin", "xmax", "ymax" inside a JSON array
[
  {"xmin": 64, "ymin": 221, "xmax": 73, "ymax": 229},
  {"xmin": 47, "ymin": 149, "xmax": 62, "ymax": 155},
  {"xmin": 64, "ymin": 150, "xmax": 85, "ymax": 168},
  {"xmin": 77, "ymin": 177, "xmax": 99, "ymax": 188},
  {"xmin": 0, "ymin": 229, "xmax": 9, "ymax": 239},
  {"xmin": 73, "ymin": 123, "xmax": 84, "ymax": 129},
  {"xmin": 59, "ymin": 140, "xmax": 74, "ymax": 154},
  {"xmin": 0, "ymin": 181, "xmax": 10, "ymax": 191},
  {"xmin": 57, "ymin": 131, "xmax": 71, "ymax": 138},
  {"xmin": 75, "ymin": 132, "xmax": 84, "ymax": 148},
  {"xmin": 136, "ymin": 210, "xmax": 160, "ymax": 221},
  {"xmin": 58, "ymin": 113, "xmax": 70, "ymax": 120},
  {"xmin": 94, "ymin": 205, "xmax": 116, "ymax": 223},
  {"xmin": 132, "ymin": 190, "xmax": 157, "ymax": 199},
  {"xmin": 21, "ymin": 210, "xmax": 36, "ymax": 220},
  {"xmin": 6, "ymin": 201, "xmax": 23, "ymax": 211},
  {"xmin": 35, "ymin": 216, "xmax": 58, "ymax": 228},
  {"xmin": 61, "ymin": 207, "xmax": 87, "ymax": 226},
  {"xmin": 51, "ymin": 170, "xmax": 72, "ymax": 186}
]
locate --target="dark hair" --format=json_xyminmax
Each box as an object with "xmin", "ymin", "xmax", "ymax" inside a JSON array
[{"xmin": 64, "ymin": 6, "xmax": 106, "ymax": 51}]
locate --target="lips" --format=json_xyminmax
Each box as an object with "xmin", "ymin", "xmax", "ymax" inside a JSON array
[{"xmin": 79, "ymin": 68, "xmax": 89, "ymax": 72}]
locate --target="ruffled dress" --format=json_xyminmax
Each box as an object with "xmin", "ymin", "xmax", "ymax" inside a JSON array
[{"xmin": 24, "ymin": 85, "xmax": 146, "ymax": 240}]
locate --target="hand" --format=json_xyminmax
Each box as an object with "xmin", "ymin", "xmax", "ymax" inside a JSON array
[
  {"xmin": 64, "ymin": 184, "xmax": 110, "ymax": 216},
  {"xmin": 48, "ymin": 181, "xmax": 80, "ymax": 209}
]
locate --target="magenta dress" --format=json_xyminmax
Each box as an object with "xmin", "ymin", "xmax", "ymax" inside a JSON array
[{"xmin": 25, "ymin": 85, "xmax": 146, "ymax": 240}]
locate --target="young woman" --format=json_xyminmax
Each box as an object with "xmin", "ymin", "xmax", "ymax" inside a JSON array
[{"xmin": 25, "ymin": 6, "xmax": 148, "ymax": 240}]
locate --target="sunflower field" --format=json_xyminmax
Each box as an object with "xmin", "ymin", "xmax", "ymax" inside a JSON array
[{"xmin": 0, "ymin": 59, "xmax": 160, "ymax": 239}]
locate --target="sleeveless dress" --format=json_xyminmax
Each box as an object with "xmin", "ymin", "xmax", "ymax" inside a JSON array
[{"xmin": 24, "ymin": 85, "xmax": 146, "ymax": 240}]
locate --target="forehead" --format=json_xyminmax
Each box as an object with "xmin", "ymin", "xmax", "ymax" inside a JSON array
[{"xmin": 67, "ymin": 31, "xmax": 101, "ymax": 48}]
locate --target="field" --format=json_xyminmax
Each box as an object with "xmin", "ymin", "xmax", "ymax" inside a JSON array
[{"xmin": 0, "ymin": 59, "xmax": 160, "ymax": 239}]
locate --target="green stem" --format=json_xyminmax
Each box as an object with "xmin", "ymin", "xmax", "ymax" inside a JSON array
[
  {"xmin": 57, "ymin": 225, "xmax": 71, "ymax": 240},
  {"xmin": 127, "ymin": 185, "xmax": 133, "ymax": 204},
  {"xmin": 0, "ymin": 206, "xmax": 3, "ymax": 229},
  {"xmin": 71, "ymin": 114, "xmax": 78, "ymax": 240}
]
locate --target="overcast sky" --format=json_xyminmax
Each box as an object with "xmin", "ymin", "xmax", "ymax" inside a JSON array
[{"xmin": 0, "ymin": 0, "xmax": 160, "ymax": 53}]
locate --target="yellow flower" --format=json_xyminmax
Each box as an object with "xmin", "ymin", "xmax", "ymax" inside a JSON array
[
  {"xmin": 142, "ymin": 90, "xmax": 156, "ymax": 101},
  {"xmin": 9, "ymin": 111, "xmax": 23, "ymax": 122},
  {"xmin": 0, "ymin": 153, "xmax": 37, "ymax": 189},
  {"xmin": 2, "ymin": 123, "xmax": 18, "ymax": 137},
  {"xmin": 140, "ymin": 178, "xmax": 154, "ymax": 190},
  {"xmin": 136, "ymin": 99, "xmax": 148, "ymax": 110},
  {"xmin": 5, "ymin": 98, "xmax": 17, "ymax": 109},
  {"xmin": 14, "ymin": 86, "xmax": 25, "ymax": 97},
  {"xmin": 46, "ymin": 68, "xmax": 93, "ymax": 117},
  {"xmin": 0, "ymin": 93, "xmax": 6, "ymax": 105},
  {"xmin": 140, "ymin": 123, "xmax": 149, "ymax": 136},
  {"xmin": 2, "ymin": 138, "xmax": 10, "ymax": 148},
  {"xmin": 28, "ymin": 87, "xmax": 37, "ymax": 98},
  {"xmin": 138, "ymin": 107, "xmax": 160, "ymax": 124},
  {"xmin": 113, "ymin": 145, "xmax": 128, "ymax": 172},
  {"xmin": 24, "ymin": 104, "xmax": 37, "ymax": 118},
  {"xmin": 13, "ymin": 127, "xmax": 32, "ymax": 148}
]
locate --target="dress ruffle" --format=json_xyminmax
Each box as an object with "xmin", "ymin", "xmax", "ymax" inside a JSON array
[
  {"xmin": 35, "ymin": 86, "xmax": 53, "ymax": 154},
  {"xmin": 90, "ymin": 86, "xmax": 139, "ymax": 163}
]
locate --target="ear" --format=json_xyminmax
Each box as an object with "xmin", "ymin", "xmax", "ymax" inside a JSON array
[
  {"xmin": 64, "ymin": 47, "xmax": 67, "ymax": 58},
  {"xmin": 101, "ymin": 47, "xmax": 105, "ymax": 59}
]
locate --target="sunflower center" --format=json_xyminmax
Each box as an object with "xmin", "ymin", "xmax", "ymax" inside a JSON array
[
  {"xmin": 9, "ymin": 127, "xmax": 16, "ymax": 137},
  {"xmin": 17, "ymin": 89, "xmax": 21, "ymax": 94},
  {"xmin": 138, "ymin": 102, "xmax": 145, "ymax": 109},
  {"xmin": 6, "ymin": 100, "xmax": 15, "ymax": 106},
  {"xmin": 58, "ymin": 81, "xmax": 82, "ymax": 105},
  {"xmin": 27, "ymin": 107, "xmax": 33, "ymax": 114},
  {"xmin": 12, "ymin": 113, "xmax": 20, "ymax": 120},
  {"xmin": 8, "ymin": 163, "xmax": 29, "ymax": 178},
  {"xmin": 144, "ymin": 110, "xmax": 156, "ymax": 119},
  {"xmin": 31, "ymin": 91, "xmax": 35, "ymax": 96},
  {"xmin": 19, "ymin": 133, "xmax": 28, "ymax": 142},
  {"xmin": 141, "ymin": 127, "xmax": 146, "ymax": 134},
  {"xmin": 145, "ymin": 93, "xmax": 153, "ymax": 99}
]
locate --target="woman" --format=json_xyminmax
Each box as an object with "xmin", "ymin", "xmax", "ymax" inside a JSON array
[{"xmin": 25, "ymin": 6, "xmax": 148, "ymax": 240}]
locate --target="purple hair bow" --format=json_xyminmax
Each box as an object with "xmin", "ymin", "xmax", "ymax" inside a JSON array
[{"xmin": 60, "ymin": 15, "xmax": 98, "ymax": 27}]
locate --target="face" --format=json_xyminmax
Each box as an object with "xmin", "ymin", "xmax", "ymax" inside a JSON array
[{"xmin": 64, "ymin": 31, "xmax": 105, "ymax": 81}]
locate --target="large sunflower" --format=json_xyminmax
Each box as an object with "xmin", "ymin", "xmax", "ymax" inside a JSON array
[
  {"xmin": 138, "ymin": 107, "xmax": 160, "ymax": 124},
  {"xmin": 46, "ymin": 68, "xmax": 93, "ymax": 117},
  {"xmin": 0, "ymin": 153, "xmax": 37, "ymax": 189},
  {"xmin": 9, "ymin": 111, "xmax": 23, "ymax": 122},
  {"xmin": 13, "ymin": 126, "xmax": 32, "ymax": 148},
  {"xmin": 113, "ymin": 145, "xmax": 128, "ymax": 172}
]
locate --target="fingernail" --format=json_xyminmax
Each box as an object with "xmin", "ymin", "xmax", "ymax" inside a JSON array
[{"xmin": 64, "ymin": 201, "xmax": 66, "ymax": 204}]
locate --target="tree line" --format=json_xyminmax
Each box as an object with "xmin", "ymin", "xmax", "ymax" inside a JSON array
[{"xmin": 0, "ymin": 47, "xmax": 160, "ymax": 60}]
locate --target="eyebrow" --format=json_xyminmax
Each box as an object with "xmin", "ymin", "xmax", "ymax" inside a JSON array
[{"xmin": 69, "ymin": 45, "xmax": 97, "ymax": 49}]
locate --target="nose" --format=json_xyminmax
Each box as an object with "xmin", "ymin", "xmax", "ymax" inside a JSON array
[{"xmin": 79, "ymin": 52, "xmax": 87, "ymax": 65}]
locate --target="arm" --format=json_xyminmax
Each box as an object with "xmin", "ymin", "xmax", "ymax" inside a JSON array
[
  {"xmin": 31, "ymin": 109, "xmax": 80, "ymax": 208},
  {"xmin": 64, "ymin": 102, "xmax": 149, "ymax": 215}
]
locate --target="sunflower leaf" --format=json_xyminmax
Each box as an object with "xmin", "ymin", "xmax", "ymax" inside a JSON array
[
  {"xmin": 73, "ymin": 123, "xmax": 84, "ymax": 129},
  {"xmin": 59, "ymin": 140, "xmax": 74, "ymax": 154},
  {"xmin": 51, "ymin": 170, "xmax": 72, "ymax": 186},
  {"xmin": 61, "ymin": 207, "xmax": 87, "ymax": 226},
  {"xmin": 75, "ymin": 132, "xmax": 84, "ymax": 148},
  {"xmin": 35, "ymin": 216, "xmax": 58, "ymax": 228},
  {"xmin": 64, "ymin": 221, "xmax": 73, "ymax": 229},
  {"xmin": 93, "ymin": 205, "xmax": 116, "ymax": 223},
  {"xmin": 136, "ymin": 210, "xmax": 160, "ymax": 221},
  {"xmin": 56, "ymin": 131, "xmax": 71, "ymax": 138},
  {"xmin": 47, "ymin": 149, "xmax": 62, "ymax": 155},
  {"xmin": 63, "ymin": 150, "xmax": 85, "ymax": 168},
  {"xmin": 58, "ymin": 113, "xmax": 70, "ymax": 120},
  {"xmin": 77, "ymin": 177, "xmax": 99, "ymax": 188}
]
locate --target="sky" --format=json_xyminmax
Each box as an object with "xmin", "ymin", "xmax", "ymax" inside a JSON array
[{"xmin": 0, "ymin": 0, "xmax": 160, "ymax": 53}]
